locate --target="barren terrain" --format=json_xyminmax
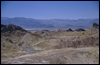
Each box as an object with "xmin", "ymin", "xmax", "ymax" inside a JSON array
[{"xmin": 1, "ymin": 23, "xmax": 99, "ymax": 64}]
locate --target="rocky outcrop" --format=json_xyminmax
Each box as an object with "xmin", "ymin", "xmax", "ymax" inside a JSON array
[
  {"xmin": 1, "ymin": 24, "xmax": 27, "ymax": 33},
  {"xmin": 90, "ymin": 23, "xmax": 99, "ymax": 34},
  {"xmin": 41, "ymin": 30, "xmax": 49, "ymax": 34},
  {"xmin": 74, "ymin": 28, "xmax": 85, "ymax": 31},
  {"xmin": 57, "ymin": 29, "xmax": 66, "ymax": 32},
  {"xmin": 93, "ymin": 23, "xmax": 99, "ymax": 29},
  {"xmin": 66, "ymin": 28, "xmax": 73, "ymax": 32},
  {"xmin": 1, "ymin": 24, "xmax": 28, "ymax": 36}
]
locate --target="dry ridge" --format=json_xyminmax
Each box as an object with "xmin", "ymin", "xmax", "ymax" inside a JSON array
[{"xmin": 1, "ymin": 23, "xmax": 99, "ymax": 64}]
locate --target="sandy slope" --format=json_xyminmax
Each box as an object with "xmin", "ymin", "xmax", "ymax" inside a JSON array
[{"xmin": 1, "ymin": 47, "xmax": 99, "ymax": 64}]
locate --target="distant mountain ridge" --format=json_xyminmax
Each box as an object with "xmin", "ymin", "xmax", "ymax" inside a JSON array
[
  {"xmin": 1, "ymin": 17, "xmax": 99, "ymax": 29},
  {"xmin": 1, "ymin": 17, "xmax": 54, "ymax": 28}
]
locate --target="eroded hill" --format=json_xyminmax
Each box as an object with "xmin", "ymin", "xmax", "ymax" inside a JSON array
[{"xmin": 1, "ymin": 23, "xmax": 99, "ymax": 64}]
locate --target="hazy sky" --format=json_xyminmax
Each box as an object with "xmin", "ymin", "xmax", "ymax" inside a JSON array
[{"xmin": 1, "ymin": 1, "xmax": 99, "ymax": 19}]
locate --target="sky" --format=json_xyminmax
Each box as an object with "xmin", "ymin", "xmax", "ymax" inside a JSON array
[{"xmin": 1, "ymin": 1, "xmax": 99, "ymax": 19}]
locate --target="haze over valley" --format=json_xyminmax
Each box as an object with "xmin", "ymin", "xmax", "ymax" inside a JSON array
[{"xmin": 1, "ymin": 17, "xmax": 99, "ymax": 31}]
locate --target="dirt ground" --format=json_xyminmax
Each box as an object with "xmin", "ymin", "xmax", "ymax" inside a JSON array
[{"xmin": 1, "ymin": 47, "xmax": 99, "ymax": 64}]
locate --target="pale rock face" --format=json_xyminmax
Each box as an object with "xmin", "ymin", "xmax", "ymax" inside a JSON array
[{"xmin": 97, "ymin": 51, "xmax": 99, "ymax": 55}]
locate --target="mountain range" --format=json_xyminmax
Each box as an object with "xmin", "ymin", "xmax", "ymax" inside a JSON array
[{"xmin": 1, "ymin": 17, "xmax": 99, "ymax": 29}]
